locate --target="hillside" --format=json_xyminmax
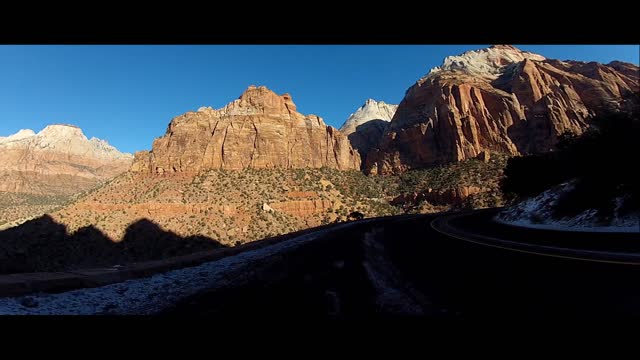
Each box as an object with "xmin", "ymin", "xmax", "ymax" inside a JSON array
[
  {"xmin": 0, "ymin": 124, "xmax": 132, "ymax": 226},
  {"xmin": 0, "ymin": 193, "xmax": 69, "ymax": 229},
  {"xmin": 49, "ymin": 168, "xmax": 400, "ymax": 245},
  {"xmin": 0, "ymin": 156, "xmax": 507, "ymax": 274}
]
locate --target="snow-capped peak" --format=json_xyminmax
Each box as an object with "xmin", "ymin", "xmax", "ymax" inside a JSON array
[
  {"xmin": 0, "ymin": 124, "xmax": 132, "ymax": 160},
  {"xmin": 340, "ymin": 99, "xmax": 398, "ymax": 135},
  {"xmin": 37, "ymin": 124, "xmax": 87, "ymax": 140},
  {"xmin": 426, "ymin": 45, "xmax": 546, "ymax": 80}
]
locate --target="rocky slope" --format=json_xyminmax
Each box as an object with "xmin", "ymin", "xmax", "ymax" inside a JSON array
[
  {"xmin": 37, "ymin": 167, "xmax": 400, "ymax": 246},
  {"xmin": 0, "ymin": 124, "xmax": 133, "ymax": 195},
  {"xmin": 0, "ymin": 87, "xmax": 385, "ymax": 266},
  {"xmin": 0, "ymin": 156, "xmax": 505, "ymax": 271},
  {"xmin": 339, "ymin": 99, "xmax": 397, "ymax": 164},
  {"xmin": 366, "ymin": 45, "xmax": 639, "ymax": 174},
  {"xmin": 0, "ymin": 124, "xmax": 132, "ymax": 226},
  {"xmin": 40, "ymin": 153, "xmax": 506, "ymax": 246},
  {"xmin": 132, "ymin": 85, "xmax": 360, "ymax": 174}
]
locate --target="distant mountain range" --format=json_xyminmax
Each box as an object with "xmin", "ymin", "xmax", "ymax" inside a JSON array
[
  {"xmin": 0, "ymin": 124, "xmax": 132, "ymax": 195},
  {"xmin": 1, "ymin": 45, "xmax": 637, "ymax": 266},
  {"xmin": 3, "ymin": 45, "xmax": 636, "ymax": 193}
]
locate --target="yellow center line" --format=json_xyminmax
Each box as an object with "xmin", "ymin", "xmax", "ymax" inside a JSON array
[{"xmin": 430, "ymin": 217, "xmax": 640, "ymax": 266}]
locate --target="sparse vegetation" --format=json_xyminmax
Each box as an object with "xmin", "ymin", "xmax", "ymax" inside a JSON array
[
  {"xmin": 0, "ymin": 192, "xmax": 71, "ymax": 229},
  {"xmin": 0, "ymin": 156, "xmax": 513, "ymax": 271}
]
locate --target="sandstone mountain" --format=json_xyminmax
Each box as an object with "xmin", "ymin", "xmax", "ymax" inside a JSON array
[
  {"xmin": 17, "ymin": 86, "xmax": 365, "ymax": 248},
  {"xmin": 366, "ymin": 45, "xmax": 639, "ymax": 174},
  {"xmin": 339, "ymin": 99, "xmax": 398, "ymax": 164},
  {"xmin": 23, "ymin": 85, "xmax": 495, "ymax": 255},
  {"xmin": 132, "ymin": 85, "xmax": 360, "ymax": 174},
  {"xmin": 0, "ymin": 124, "xmax": 133, "ymax": 195}
]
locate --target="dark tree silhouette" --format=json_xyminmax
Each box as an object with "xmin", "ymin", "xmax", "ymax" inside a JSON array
[
  {"xmin": 347, "ymin": 211, "xmax": 365, "ymax": 221},
  {"xmin": 501, "ymin": 107, "xmax": 639, "ymax": 218}
]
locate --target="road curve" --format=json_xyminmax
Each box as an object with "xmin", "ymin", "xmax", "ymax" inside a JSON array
[
  {"xmin": 1, "ymin": 209, "xmax": 638, "ymax": 317},
  {"xmin": 431, "ymin": 209, "xmax": 640, "ymax": 265},
  {"xmin": 163, "ymin": 209, "xmax": 640, "ymax": 318}
]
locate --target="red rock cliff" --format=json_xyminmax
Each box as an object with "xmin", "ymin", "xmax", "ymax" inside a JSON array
[
  {"xmin": 366, "ymin": 45, "xmax": 639, "ymax": 174},
  {"xmin": 133, "ymin": 86, "xmax": 360, "ymax": 173}
]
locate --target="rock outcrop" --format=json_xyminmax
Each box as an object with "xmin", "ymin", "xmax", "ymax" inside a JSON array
[
  {"xmin": 391, "ymin": 186, "xmax": 482, "ymax": 207},
  {"xmin": 269, "ymin": 199, "xmax": 333, "ymax": 217},
  {"xmin": 339, "ymin": 99, "xmax": 398, "ymax": 165},
  {"xmin": 0, "ymin": 129, "xmax": 36, "ymax": 144},
  {"xmin": 366, "ymin": 45, "xmax": 639, "ymax": 174},
  {"xmin": 0, "ymin": 124, "xmax": 133, "ymax": 195},
  {"xmin": 133, "ymin": 86, "xmax": 360, "ymax": 174}
]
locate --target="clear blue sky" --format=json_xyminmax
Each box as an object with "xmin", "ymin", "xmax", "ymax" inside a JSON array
[{"xmin": 0, "ymin": 45, "xmax": 637, "ymax": 153}]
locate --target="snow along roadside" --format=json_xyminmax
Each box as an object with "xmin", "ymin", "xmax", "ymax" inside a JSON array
[
  {"xmin": 0, "ymin": 222, "xmax": 356, "ymax": 315},
  {"xmin": 494, "ymin": 217, "xmax": 639, "ymax": 233},
  {"xmin": 495, "ymin": 182, "xmax": 639, "ymax": 233}
]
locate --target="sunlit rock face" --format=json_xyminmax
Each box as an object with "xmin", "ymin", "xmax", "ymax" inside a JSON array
[
  {"xmin": 0, "ymin": 124, "xmax": 132, "ymax": 195},
  {"xmin": 366, "ymin": 45, "xmax": 639, "ymax": 174},
  {"xmin": 132, "ymin": 85, "xmax": 360, "ymax": 174}
]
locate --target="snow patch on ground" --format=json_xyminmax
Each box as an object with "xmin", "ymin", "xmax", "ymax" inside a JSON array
[
  {"xmin": 0, "ymin": 224, "xmax": 353, "ymax": 315},
  {"xmin": 496, "ymin": 182, "xmax": 639, "ymax": 233},
  {"xmin": 361, "ymin": 228, "xmax": 424, "ymax": 315}
]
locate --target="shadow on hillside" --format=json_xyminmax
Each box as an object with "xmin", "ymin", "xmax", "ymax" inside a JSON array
[
  {"xmin": 0, "ymin": 215, "xmax": 226, "ymax": 275},
  {"xmin": 348, "ymin": 120, "xmax": 389, "ymax": 169}
]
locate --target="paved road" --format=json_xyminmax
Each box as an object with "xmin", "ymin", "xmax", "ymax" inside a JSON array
[
  {"xmin": 432, "ymin": 209, "xmax": 640, "ymax": 264},
  {"xmin": 162, "ymin": 210, "xmax": 640, "ymax": 319}
]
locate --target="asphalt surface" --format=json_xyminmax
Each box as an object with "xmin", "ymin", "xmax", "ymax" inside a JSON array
[{"xmin": 162, "ymin": 210, "xmax": 640, "ymax": 319}]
